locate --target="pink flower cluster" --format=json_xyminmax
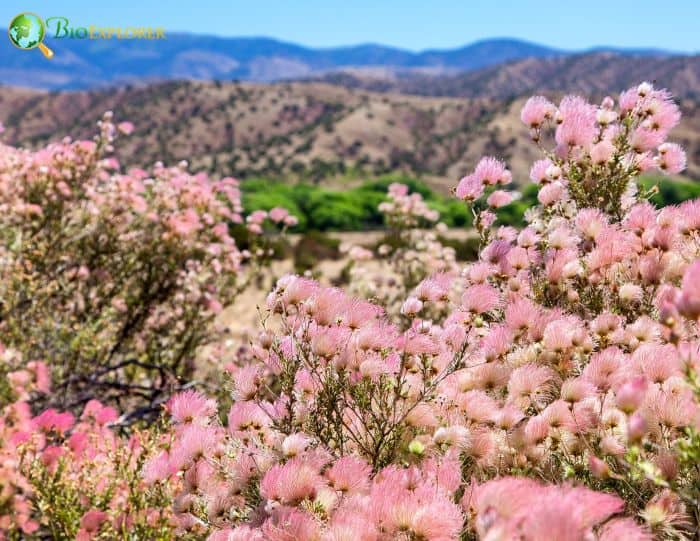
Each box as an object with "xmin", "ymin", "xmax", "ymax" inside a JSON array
[
  {"xmin": 516, "ymin": 82, "xmax": 686, "ymax": 218},
  {"xmin": 378, "ymin": 182, "xmax": 440, "ymax": 228},
  {"xmin": 468, "ymin": 478, "xmax": 651, "ymax": 540},
  {"xmin": 0, "ymin": 111, "xmax": 293, "ymax": 411},
  {"xmin": 0, "ymin": 344, "xmax": 187, "ymax": 539},
  {"xmin": 247, "ymin": 206, "xmax": 298, "ymax": 234}
]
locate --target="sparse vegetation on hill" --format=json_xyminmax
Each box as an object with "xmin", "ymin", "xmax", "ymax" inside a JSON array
[{"xmin": 1, "ymin": 79, "xmax": 698, "ymax": 185}]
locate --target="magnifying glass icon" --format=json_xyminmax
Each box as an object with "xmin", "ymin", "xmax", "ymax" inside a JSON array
[{"xmin": 8, "ymin": 12, "xmax": 54, "ymax": 59}]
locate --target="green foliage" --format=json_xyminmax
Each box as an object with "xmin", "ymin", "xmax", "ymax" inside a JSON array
[
  {"xmin": 639, "ymin": 175, "xmax": 700, "ymax": 207},
  {"xmin": 242, "ymin": 174, "xmax": 470, "ymax": 232},
  {"xmin": 242, "ymin": 175, "xmax": 700, "ymax": 233},
  {"xmin": 22, "ymin": 431, "xmax": 197, "ymax": 541}
]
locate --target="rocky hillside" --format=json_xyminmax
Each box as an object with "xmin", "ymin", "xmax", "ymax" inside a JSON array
[{"xmin": 1, "ymin": 79, "xmax": 698, "ymax": 189}]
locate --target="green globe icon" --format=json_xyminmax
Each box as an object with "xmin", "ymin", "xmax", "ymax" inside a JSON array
[
  {"xmin": 8, "ymin": 12, "xmax": 54, "ymax": 58},
  {"xmin": 8, "ymin": 13, "xmax": 44, "ymax": 49}
]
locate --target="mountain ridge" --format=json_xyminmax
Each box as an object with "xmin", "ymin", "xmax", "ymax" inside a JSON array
[
  {"xmin": 312, "ymin": 52, "xmax": 700, "ymax": 99},
  {"xmin": 0, "ymin": 34, "xmax": 691, "ymax": 90}
]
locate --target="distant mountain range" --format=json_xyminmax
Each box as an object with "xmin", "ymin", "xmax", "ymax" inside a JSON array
[
  {"xmin": 0, "ymin": 34, "xmax": 690, "ymax": 90},
  {"xmin": 1, "ymin": 35, "xmax": 698, "ymax": 186},
  {"xmin": 314, "ymin": 52, "xmax": 700, "ymax": 99}
]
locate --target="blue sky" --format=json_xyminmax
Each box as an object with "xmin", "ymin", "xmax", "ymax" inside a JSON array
[{"xmin": 3, "ymin": 0, "xmax": 699, "ymax": 52}]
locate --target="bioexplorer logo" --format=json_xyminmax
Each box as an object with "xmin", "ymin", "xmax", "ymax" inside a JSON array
[{"xmin": 8, "ymin": 12, "xmax": 166, "ymax": 59}]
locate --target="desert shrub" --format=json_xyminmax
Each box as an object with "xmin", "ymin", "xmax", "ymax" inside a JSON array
[
  {"xmin": 342, "ymin": 183, "xmax": 459, "ymax": 318},
  {"xmin": 146, "ymin": 82, "xmax": 700, "ymax": 540},
  {"xmin": 0, "ymin": 354, "xmax": 195, "ymax": 540},
  {"xmin": 0, "ymin": 114, "xmax": 288, "ymax": 416}
]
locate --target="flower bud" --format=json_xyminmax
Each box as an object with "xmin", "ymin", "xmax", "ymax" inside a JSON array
[
  {"xmin": 401, "ymin": 297, "xmax": 423, "ymax": 317},
  {"xmin": 637, "ymin": 82, "xmax": 653, "ymax": 96},
  {"xmin": 314, "ymin": 487, "xmax": 339, "ymax": 512},
  {"xmin": 545, "ymin": 165, "xmax": 562, "ymax": 180},
  {"xmin": 601, "ymin": 96, "xmax": 615, "ymax": 109},
  {"xmin": 281, "ymin": 433, "xmax": 310, "ymax": 457},
  {"xmin": 408, "ymin": 439, "xmax": 425, "ymax": 456},
  {"xmin": 258, "ymin": 332, "xmax": 274, "ymax": 349},
  {"xmin": 588, "ymin": 455, "xmax": 610, "ymax": 479}
]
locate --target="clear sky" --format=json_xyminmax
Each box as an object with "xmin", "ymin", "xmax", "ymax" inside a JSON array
[{"xmin": 2, "ymin": 0, "xmax": 698, "ymax": 52}]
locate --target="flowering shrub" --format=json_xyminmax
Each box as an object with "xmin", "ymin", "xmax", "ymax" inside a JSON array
[
  {"xmin": 0, "ymin": 346, "xmax": 196, "ymax": 540},
  {"xmin": 3, "ymin": 82, "xmax": 700, "ymax": 540},
  {"xmin": 154, "ymin": 82, "xmax": 700, "ymax": 540},
  {"xmin": 344, "ymin": 183, "xmax": 459, "ymax": 320},
  {"xmin": 0, "ymin": 113, "xmax": 288, "ymax": 414}
]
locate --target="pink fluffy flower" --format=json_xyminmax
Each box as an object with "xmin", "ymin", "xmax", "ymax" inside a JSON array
[
  {"xmin": 529, "ymin": 159, "xmax": 554, "ymax": 184},
  {"xmin": 260, "ymin": 458, "xmax": 323, "ymax": 505},
  {"xmin": 81, "ymin": 400, "xmax": 119, "ymax": 425},
  {"xmin": 462, "ymin": 283, "xmax": 500, "ymax": 314},
  {"xmin": 521, "ymin": 96, "xmax": 556, "ymax": 128},
  {"xmin": 677, "ymin": 260, "xmax": 700, "ymax": 319},
  {"xmin": 508, "ymin": 364, "xmax": 556, "ymax": 409},
  {"xmin": 33, "ymin": 409, "xmax": 75, "ymax": 435},
  {"xmin": 615, "ymin": 376, "xmax": 648, "ymax": 413},
  {"xmin": 538, "ymin": 181, "xmax": 565, "ymax": 206},
  {"xmin": 209, "ymin": 527, "xmax": 265, "ymax": 541},
  {"xmin": 409, "ymin": 499, "xmax": 463, "ymax": 541},
  {"xmin": 247, "ymin": 210, "xmax": 268, "ymax": 225},
  {"xmin": 79, "ymin": 509, "xmax": 108, "ymax": 534},
  {"xmin": 455, "ymin": 174, "xmax": 484, "ymax": 201},
  {"xmin": 167, "ymin": 390, "xmax": 217, "ymax": 425},
  {"xmin": 555, "ymin": 96, "xmax": 598, "ymax": 149},
  {"xmin": 117, "ymin": 121, "xmax": 134, "ymax": 135},
  {"xmin": 142, "ymin": 450, "xmax": 172, "ymax": 485},
  {"xmin": 401, "ymin": 296, "xmax": 423, "ymax": 317},
  {"xmin": 619, "ymin": 87, "xmax": 641, "ymax": 112},
  {"xmin": 656, "ymin": 142, "xmax": 687, "ymax": 174},
  {"xmin": 486, "ymin": 190, "xmax": 515, "ymax": 208},
  {"xmin": 590, "ymin": 140, "xmax": 615, "ymax": 164},
  {"xmin": 474, "ymin": 156, "xmax": 511, "ymax": 185},
  {"xmin": 599, "ymin": 519, "xmax": 653, "ymax": 541},
  {"xmin": 326, "ymin": 455, "xmax": 371, "ymax": 494},
  {"xmin": 268, "ymin": 207, "xmax": 289, "ymax": 223},
  {"xmin": 262, "ymin": 508, "xmax": 320, "ymax": 541},
  {"xmin": 630, "ymin": 127, "xmax": 665, "ymax": 152},
  {"xmin": 169, "ymin": 424, "xmax": 219, "ymax": 471}
]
